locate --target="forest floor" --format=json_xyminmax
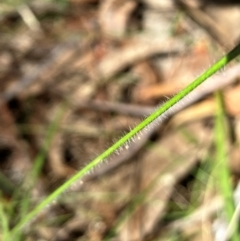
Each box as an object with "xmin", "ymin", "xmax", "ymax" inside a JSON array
[{"xmin": 1, "ymin": 0, "xmax": 240, "ymax": 240}]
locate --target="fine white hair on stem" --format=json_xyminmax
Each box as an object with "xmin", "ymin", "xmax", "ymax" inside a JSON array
[{"xmin": 83, "ymin": 63, "xmax": 240, "ymax": 183}]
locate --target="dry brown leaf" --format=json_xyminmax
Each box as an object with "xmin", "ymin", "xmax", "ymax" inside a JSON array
[
  {"xmin": 132, "ymin": 61, "xmax": 161, "ymax": 103},
  {"xmin": 48, "ymin": 129, "xmax": 76, "ymax": 179},
  {"xmin": 177, "ymin": 0, "xmax": 229, "ymax": 49},
  {"xmin": 135, "ymin": 43, "xmax": 211, "ymax": 102},
  {"xmin": 97, "ymin": 38, "xmax": 185, "ymax": 81},
  {"xmin": 118, "ymin": 128, "xmax": 208, "ymax": 240},
  {"xmin": 99, "ymin": 0, "xmax": 137, "ymax": 38},
  {"xmin": 171, "ymin": 84, "xmax": 240, "ymax": 126}
]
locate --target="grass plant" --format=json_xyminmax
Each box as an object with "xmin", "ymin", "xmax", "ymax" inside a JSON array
[
  {"xmin": 3, "ymin": 42, "xmax": 240, "ymax": 240},
  {"xmin": 214, "ymin": 91, "xmax": 239, "ymax": 240},
  {"xmin": 0, "ymin": 106, "xmax": 65, "ymax": 241}
]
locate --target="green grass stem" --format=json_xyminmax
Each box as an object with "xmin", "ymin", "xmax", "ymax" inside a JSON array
[
  {"xmin": 215, "ymin": 91, "xmax": 239, "ymax": 240},
  {"xmin": 9, "ymin": 42, "xmax": 240, "ymax": 236}
]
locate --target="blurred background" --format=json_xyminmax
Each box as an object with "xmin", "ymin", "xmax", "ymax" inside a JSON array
[{"xmin": 1, "ymin": 0, "xmax": 240, "ymax": 240}]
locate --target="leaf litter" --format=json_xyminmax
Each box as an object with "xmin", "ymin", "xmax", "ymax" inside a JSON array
[{"xmin": 1, "ymin": 0, "xmax": 240, "ymax": 240}]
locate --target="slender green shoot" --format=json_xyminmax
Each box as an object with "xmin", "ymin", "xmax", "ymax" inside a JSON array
[
  {"xmin": 5, "ymin": 105, "xmax": 66, "ymax": 241},
  {"xmin": 0, "ymin": 197, "xmax": 10, "ymax": 241},
  {"xmin": 9, "ymin": 42, "xmax": 240, "ymax": 235},
  {"xmin": 16, "ymin": 104, "xmax": 66, "ymax": 240},
  {"xmin": 214, "ymin": 91, "xmax": 239, "ymax": 241}
]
